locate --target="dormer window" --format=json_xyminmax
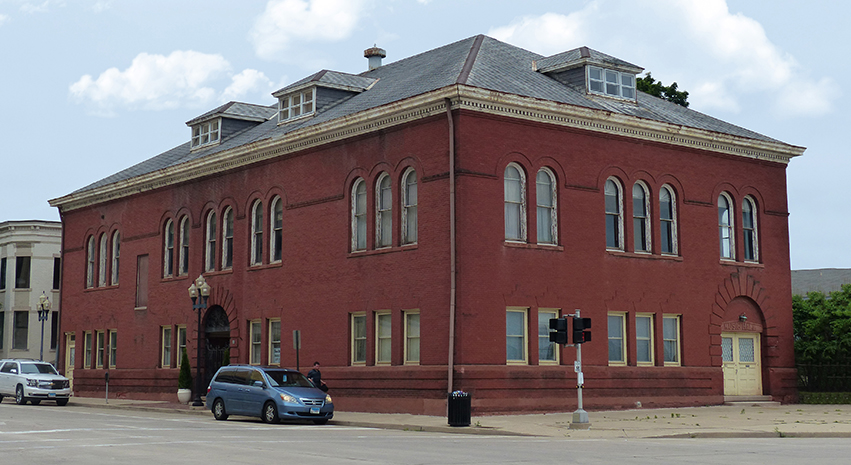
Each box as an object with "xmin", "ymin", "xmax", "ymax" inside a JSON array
[
  {"xmin": 588, "ymin": 66, "xmax": 635, "ymax": 100},
  {"xmin": 191, "ymin": 119, "xmax": 220, "ymax": 148},
  {"xmin": 278, "ymin": 88, "xmax": 314, "ymax": 122}
]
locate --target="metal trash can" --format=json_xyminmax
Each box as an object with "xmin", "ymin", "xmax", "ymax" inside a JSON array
[{"xmin": 447, "ymin": 391, "xmax": 471, "ymax": 427}]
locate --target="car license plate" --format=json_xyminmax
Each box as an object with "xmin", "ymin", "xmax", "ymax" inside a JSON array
[
  {"xmin": 310, "ymin": 407, "xmax": 320, "ymax": 415},
  {"xmin": 49, "ymin": 393, "xmax": 56, "ymax": 398}
]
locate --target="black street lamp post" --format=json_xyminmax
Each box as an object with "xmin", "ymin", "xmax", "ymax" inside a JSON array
[
  {"xmin": 37, "ymin": 293, "xmax": 51, "ymax": 361},
  {"xmin": 188, "ymin": 276, "xmax": 211, "ymax": 407}
]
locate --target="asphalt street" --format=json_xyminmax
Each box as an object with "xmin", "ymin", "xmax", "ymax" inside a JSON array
[{"xmin": 3, "ymin": 403, "xmax": 851, "ymax": 464}]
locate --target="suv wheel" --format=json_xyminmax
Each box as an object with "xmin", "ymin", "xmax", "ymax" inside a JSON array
[
  {"xmin": 15, "ymin": 385, "xmax": 27, "ymax": 405},
  {"xmin": 262, "ymin": 401, "xmax": 280, "ymax": 424},
  {"xmin": 313, "ymin": 418, "xmax": 329, "ymax": 425},
  {"xmin": 57, "ymin": 398, "xmax": 69, "ymax": 406},
  {"xmin": 0, "ymin": 394, "xmax": 4, "ymax": 403},
  {"xmin": 212, "ymin": 398, "xmax": 229, "ymax": 421}
]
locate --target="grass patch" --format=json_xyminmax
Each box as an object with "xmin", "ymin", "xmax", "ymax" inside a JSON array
[{"xmin": 799, "ymin": 392, "xmax": 851, "ymax": 404}]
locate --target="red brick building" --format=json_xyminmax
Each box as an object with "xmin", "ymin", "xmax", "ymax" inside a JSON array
[{"xmin": 50, "ymin": 36, "xmax": 804, "ymax": 414}]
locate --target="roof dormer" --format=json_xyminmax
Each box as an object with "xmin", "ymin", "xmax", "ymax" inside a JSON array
[
  {"xmin": 536, "ymin": 46, "xmax": 644, "ymax": 102},
  {"xmin": 272, "ymin": 70, "xmax": 377, "ymax": 125},
  {"xmin": 186, "ymin": 102, "xmax": 276, "ymax": 150}
]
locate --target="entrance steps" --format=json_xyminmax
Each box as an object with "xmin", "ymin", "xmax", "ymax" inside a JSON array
[{"xmin": 723, "ymin": 395, "xmax": 780, "ymax": 406}]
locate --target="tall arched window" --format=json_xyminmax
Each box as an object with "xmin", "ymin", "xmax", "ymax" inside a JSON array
[
  {"xmin": 376, "ymin": 173, "xmax": 392, "ymax": 248},
  {"xmin": 504, "ymin": 163, "xmax": 526, "ymax": 241},
  {"xmin": 659, "ymin": 185, "xmax": 677, "ymax": 255},
  {"xmin": 111, "ymin": 231, "xmax": 120, "ymax": 285},
  {"xmin": 205, "ymin": 211, "xmax": 217, "ymax": 272},
  {"xmin": 270, "ymin": 197, "xmax": 283, "ymax": 262},
  {"xmin": 222, "ymin": 207, "xmax": 234, "ymax": 269},
  {"xmin": 352, "ymin": 179, "xmax": 367, "ymax": 251},
  {"xmin": 632, "ymin": 182, "xmax": 650, "ymax": 252},
  {"xmin": 178, "ymin": 216, "xmax": 189, "ymax": 276},
  {"xmin": 164, "ymin": 220, "xmax": 175, "ymax": 278},
  {"xmin": 86, "ymin": 236, "xmax": 95, "ymax": 288},
  {"xmin": 742, "ymin": 196, "xmax": 758, "ymax": 262},
  {"xmin": 536, "ymin": 168, "xmax": 557, "ymax": 244},
  {"xmin": 605, "ymin": 178, "xmax": 623, "ymax": 250},
  {"xmin": 251, "ymin": 201, "xmax": 263, "ymax": 266},
  {"xmin": 718, "ymin": 193, "xmax": 734, "ymax": 260},
  {"xmin": 98, "ymin": 233, "xmax": 108, "ymax": 286},
  {"xmin": 401, "ymin": 168, "xmax": 417, "ymax": 245}
]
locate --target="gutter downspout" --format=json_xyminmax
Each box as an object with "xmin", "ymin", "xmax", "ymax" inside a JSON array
[
  {"xmin": 446, "ymin": 97, "xmax": 457, "ymax": 395},
  {"xmin": 55, "ymin": 209, "xmax": 65, "ymax": 371}
]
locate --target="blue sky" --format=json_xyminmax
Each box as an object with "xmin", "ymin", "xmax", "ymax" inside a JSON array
[{"xmin": 0, "ymin": 0, "xmax": 844, "ymax": 270}]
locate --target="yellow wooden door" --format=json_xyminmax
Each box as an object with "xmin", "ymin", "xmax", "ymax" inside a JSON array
[
  {"xmin": 721, "ymin": 332, "xmax": 762, "ymax": 396},
  {"xmin": 65, "ymin": 334, "xmax": 75, "ymax": 390}
]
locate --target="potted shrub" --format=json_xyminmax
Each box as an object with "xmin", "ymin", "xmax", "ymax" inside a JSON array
[{"xmin": 177, "ymin": 348, "xmax": 192, "ymax": 404}]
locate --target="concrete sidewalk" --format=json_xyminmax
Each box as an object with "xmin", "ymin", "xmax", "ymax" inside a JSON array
[{"xmin": 65, "ymin": 396, "xmax": 851, "ymax": 439}]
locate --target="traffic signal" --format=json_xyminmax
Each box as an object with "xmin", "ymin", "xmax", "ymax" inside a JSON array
[
  {"xmin": 549, "ymin": 317, "xmax": 568, "ymax": 345},
  {"xmin": 573, "ymin": 316, "xmax": 591, "ymax": 344}
]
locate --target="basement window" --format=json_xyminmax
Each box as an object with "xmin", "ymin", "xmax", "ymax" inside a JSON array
[
  {"xmin": 278, "ymin": 88, "xmax": 314, "ymax": 122},
  {"xmin": 588, "ymin": 66, "xmax": 635, "ymax": 100},
  {"xmin": 191, "ymin": 119, "xmax": 220, "ymax": 148}
]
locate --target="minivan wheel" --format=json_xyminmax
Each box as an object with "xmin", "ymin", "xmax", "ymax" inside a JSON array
[
  {"xmin": 212, "ymin": 399, "xmax": 229, "ymax": 421},
  {"xmin": 56, "ymin": 398, "xmax": 69, "ymax": 406},
  {"xmin": 313, "ymin": 418, "xmax": 329, "ymax": 425},
  {"xmin": 262, "ymin": 402, "xmax": 280, "ymax": 424},
  {"xmin": 15, "ymin": 385, "xmax": 27, "ymax": 405},
  {"xmin": 31, "ymin": 400, "xmax": 41, "ymax": 405}
]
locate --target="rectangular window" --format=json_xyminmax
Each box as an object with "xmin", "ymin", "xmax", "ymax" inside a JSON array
[
  {"xmin": 109, "ymin": 330, "xmax": 117, "ymax": 368},
  {"xmin": 635, "ymin": 314, "xmax": 654, "ymax": 366},
  {"xmin": 15, "ymin": 256, "xmax": 31, "ymax": 289},
  {"xmin": 96, "ymin": 330, "xmax": 105, "ymax": 368},
  {"xmin": 135, "ymin": 255, "xmax": 148, "ymax": 308},
  {"xmin": 177, "ymin": 326, "xmax": 187, "ymax": 359},
  {"xmin": 0, "ymin": 257, "xmax": 6, "ymax": 290},
  {"xmin": 0, "ymin": 311, "xmax": 4, "ymax": 349},
  {"xmin": 608, "ymin": 313, "xmax": 626, "ymax": 365},
  {"xmin": 663, "ymin": 315, "xmax": 682, "ymax": 366},
  {"xmin": 537, "ymin": 310, "xmax": 559, "ymax": 364},
  {"xmin": 404, "ymin": 311, "xmax": 420, "ymax": 364},
  {"xmin": 13, "ymin": 311, "xmax": 28, "ymax": 349},
  {"xmin": 53, "ymin": 257, "xmax": 61, "ymax": 290},
  {"xmin": 50, "ymin": 311, "xmax": 59, "ymax": 350},
  {"xmin": 506, "ymin": 308, "xmax": 528, "ymax": 364},
  {"xmin": 191, "ymin": 119, "xmax": 220, "ymax": 148},
  {"xmin": 375, "ymin": 312, "xmax": 391, "ymax": 365},
  {"xmin": 161, "ymin": 326, "xmax": 173, "ymax": 368},
  {"xmin": 269, "ymin": 319, "xmax": 281, "ymax": 365},
  {"xmin": 588, "ymin": 66, "xmax": 635, "ymax": 99},
  {"xmin": 99, "ymin": 235, "xmax": 107, "ymax": 286},
  {"xmin": 278, "ymin": 89, "xmax": 314, "ymax": 121},
  {"xmin": 351, "ymin": 313, "xmax": 366, "ymax": 365},
  {"xmin": 84, "ymin": 331, "xmax": 92, "ymax": 368},
  {"xmin": 250, "ymin": 320, "xmax": 261, "ymax": 365}
]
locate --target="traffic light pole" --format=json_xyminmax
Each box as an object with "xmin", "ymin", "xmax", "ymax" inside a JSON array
[{"xmin": 570, "ymin": 309, "xmax": 590, "ymax": 428}]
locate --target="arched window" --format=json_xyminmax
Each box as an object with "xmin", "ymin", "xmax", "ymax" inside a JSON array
[
  {"xmin": 718, "ymin": 193, "xmax": 734, "ymax": 260},
  {"xmin": 742, "ymin": 196, "xmax": 758, "ymax": 262},
  {"xmin": 163, "ymin": 220, "xmax": 175, "ymax": 278},
  {"xmin": 376, "ymin": 173, "xmax": 392, "ymax": 248},
  {"xmin": 178, "ymin": 216, "xmax": 189, "ymax": 276},
  {"xmin": 98, "ymin": 233, "xmax": 108, "ymax": 286},
  {"xmin": 251, "ymin": 201, "xmax": 263, "ymax": 266},
  {"xmin": 86, "ymin": 236, "xmax": 95, "ymax": 288},
  {"xmin": 205, "ymin": 211, "xmax": 217, "ymax": 272},
  {"xmin": 536, "ymin": 168, "xmax": 557, "ymax": 245},
  {"xmin": 632, "ymin": 182, "xmax": 650, "ymax": 252},
  {"xmin": 504, "ymin": 163, "xmax": 526, "ymax": 241},
  {"xmin": 222, "ymin": 207, "xmax": 234, "ymax": 269},
  {"xmin": 270, "ymin": 197, "xmax": 283, "ymax": 262},
  {"xmin": 659, "ymin": 185, "xmax": 678, "ymax": 255},
  {"xmin": 111, "ymin": 231, "xmax": 120, "ymax": 285},
  {"xmin": 605, "ymin": 178, "xmax": 623, "ymax": 250},
  {"xmin": 401, "ymin": 168, "xmax": 418, "ymax": 245},
  {"xmin": 352, "ymin": 179, "xmax": 367, "ymax": 251}
]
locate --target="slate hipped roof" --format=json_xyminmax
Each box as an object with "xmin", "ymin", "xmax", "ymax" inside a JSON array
[
  {"xmin": 185, "ymin": 102, "xmax": 276, "ymax": 126},
  {"xmin": 70, "ymin": 35, "xmax": 799, "ymax": 196}
]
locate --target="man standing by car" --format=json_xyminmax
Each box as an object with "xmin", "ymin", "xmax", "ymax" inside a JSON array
[{"xmin": 307, "ymin": 361, "xmax": 327, "ymax": 392}]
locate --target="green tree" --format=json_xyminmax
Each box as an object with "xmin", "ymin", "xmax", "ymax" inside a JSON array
[
  {"xmin": 793, "ymin": 284, "xmax": 851, "ymax": 365},
  {"xmin": 636, "ymin": 73, "xmax": 689, "ymax": 107},
  {"xmin": 178, "ymin": 348, "xmax": 192, "ymax": 390}
]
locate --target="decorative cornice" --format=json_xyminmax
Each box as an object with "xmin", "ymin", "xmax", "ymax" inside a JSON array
[{"xmin": 50, "ymin": 84, "xmax": 804, "ymax": 212}]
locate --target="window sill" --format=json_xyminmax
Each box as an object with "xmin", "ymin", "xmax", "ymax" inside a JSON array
[
  {"xmin": 348, "ymin": 243, "xmax": 419, "ymax": 258},
  {"xmin": 606, "ymin": 250, "xmax": 683, "ymax": 262},
  {"xmin": 84, "ymin": 285, "xmax": 120, "ymax": 293},
  {"xmin": 247, "ymin": 262, "xmax": 284, "ymax": 271},
  {"xmin": 161, "ymin": 275, "xmax": 190, "ymax": 283},
  {"xmin": 202, "ymin": 269, "xmax": 234, "ymax": 278},
  {"xmin": 504, "ymin": 242, "xmax": 564, "ymax": 252},
  {"xmin": 720, "ymin": 260, "xmax": 764, "ymax": 269}
]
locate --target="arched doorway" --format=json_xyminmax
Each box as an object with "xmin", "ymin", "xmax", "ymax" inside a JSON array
[
  {"xmin": 203, "ymin": 305, "xmax": 230, "ymax": 387},
  {"xmin": 720, "ymin": 297, "xmax": 764, "ymax": 396}
]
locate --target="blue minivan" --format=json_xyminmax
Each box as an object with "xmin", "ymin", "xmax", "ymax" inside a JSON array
[{"xmin": 206, "ymin": 365, "xmax": 333, "ymax": 424}]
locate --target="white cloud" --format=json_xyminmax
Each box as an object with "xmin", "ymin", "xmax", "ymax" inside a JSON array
[
  {"xmin": 221, "ymin": 69, "xmax": 275, "ymax": 102},
  {"xmin": 250, "ymin": 0, "xmax": 368, "ymax": 61},
  {"xmin": 489, "ymin": 0, "xmax": 834, "ymax": 118},
  {"xmin": 69, "ymin": 51, "xmax": 232, "ymax": 114},
  {"xmin": 92, "ymin": 1, "xmax": 112, "ymax": 13},
  {"xmin": 0, "ymin": 14, "xmax": 8, "ymax": 26},
  {"xmin": 20, "ymin": 1, "xmax": 53, "ymax": 14}
]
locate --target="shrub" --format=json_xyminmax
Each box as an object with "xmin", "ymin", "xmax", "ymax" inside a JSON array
[{"xmin": 178, "ymin": 348, "xmax": 192, "ymax": 390}]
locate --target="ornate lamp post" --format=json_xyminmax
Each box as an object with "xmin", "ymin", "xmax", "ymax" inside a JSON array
[
  {"xmin": 188, "ymin": 275, "xmax": 211, "ymax": 407},
  {"xmin": 37, "ymin": 292, "xmax": 51, "ymax": 361}
]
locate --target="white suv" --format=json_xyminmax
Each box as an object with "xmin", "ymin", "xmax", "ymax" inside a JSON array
[{"xmin": 0, "ymin": 359, "xmax": 71, "ymax": 406}]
